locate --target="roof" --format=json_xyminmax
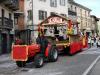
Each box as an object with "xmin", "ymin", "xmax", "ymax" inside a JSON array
[
  {"xmin": 38, "ymin": 14, "xmax": 69, "ymax": 26},
  {"xmin": 69, "ymin": 1, "xmax": 91, "ymax": 11}
]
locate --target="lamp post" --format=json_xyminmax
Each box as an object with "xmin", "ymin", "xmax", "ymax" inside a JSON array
[{"xmin": 31, "ymin": 0, "xmax": 34, "ymax": 38}]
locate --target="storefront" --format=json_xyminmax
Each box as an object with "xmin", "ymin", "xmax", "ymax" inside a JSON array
[{"xmin": 0, "ymin": 29, "xmax": 14, "ymax": 55}]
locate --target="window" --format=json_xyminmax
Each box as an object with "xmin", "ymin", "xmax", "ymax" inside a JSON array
[
  {"xmin": 75, "ymin": 7, "xmax": 77, "ymax": 12},
  {"xmin": 85, "ymin": 11, "xmax": 86, "ymax": 17},
  {"xmin": 60, "ymin": 14, "xmax": 66, "ymax": 17},
  {"xmin": 2, "ymin": 9, "xmax": 5, "ymax": 18},
  {"xmin": 51, "ymin": 12, "xmax": 57, "ymax": 16},
  {"xmin": 39, "ymin": 10, "xmax": 47, "ymax": 20},
  {"xmin": 50, "ymin": 0, "xmax": 57, "ymax": 7},
  {"xmin": 71, "ymin": 5, "xmax": 73, "ymax": 10},
  {"xmin": 27, "ymin": 10, "xmax": 32, "ymax": 20},
  {"xmin": 9, "ymin": 13, "xmax": 12, "ymax": 19},
  {"xmin": 39, "ymin": 0, "xmax": 46, "ymax": 2},
  {"xmin": 60, "ymin": 0, "xmax": 65, "ymax": 6},
  {"xmin": 88, "ymin": 12, "xmax": 90, "ymax": 17}
]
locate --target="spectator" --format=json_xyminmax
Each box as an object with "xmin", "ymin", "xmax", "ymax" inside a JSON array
[
  {"xmin": 88, "ymin": 36, "xmax": 91, "ymax": 48},
  {"xmin": 91, "ymin": 36, "xmax": 94, "ymax": 47}
]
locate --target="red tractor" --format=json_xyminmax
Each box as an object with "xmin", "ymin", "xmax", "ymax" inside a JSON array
[{"xmin": 12, "ymin": 29, "xmax": 58, "ymax": 68}]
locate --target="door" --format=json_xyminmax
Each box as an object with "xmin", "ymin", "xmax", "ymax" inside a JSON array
[{"xmin": 1, "ymin": 34, "xmax": 7, "ymax": 54}]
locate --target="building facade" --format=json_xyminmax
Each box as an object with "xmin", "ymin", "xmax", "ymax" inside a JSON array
[
  {"xmin": 68, "ymin": 0, "xmax": 91, "ymax": 36},
  {"xmin": 0, "ymin": 0, "xmax": 18, "ymax": 54},
  {"xmin": 98, "ymin": 18, "xmax": 100, "ymax": 36},
  {"xmin": 90, "ymin": 15, "xmax": 99, "ymax": 36},
  {"xmin": 25, "ymin": 0, "xmax": 68, "ymax": 37}
]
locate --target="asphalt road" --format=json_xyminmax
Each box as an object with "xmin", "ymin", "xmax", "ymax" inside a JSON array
[{"xmin": 0, "ymin": 47, "xmax": 100, "ymax": 75}]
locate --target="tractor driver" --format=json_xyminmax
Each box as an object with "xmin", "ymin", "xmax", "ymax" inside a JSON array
[{"xmin": 36, "ymin": 32, "xmax": 48, "ymax": 57}]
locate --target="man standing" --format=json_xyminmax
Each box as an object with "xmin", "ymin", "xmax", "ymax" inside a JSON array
[
  {"xmin": 91, "ymin": 36, "xmax": 94, "ymax": 47},
  {"xmin": 36, "ymin": 32, "xmax": 48, "ymax": 56}
]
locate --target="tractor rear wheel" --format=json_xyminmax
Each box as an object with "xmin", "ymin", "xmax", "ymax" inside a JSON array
[
  {"xmin": 34, "ymin": 54, "xmax": 44, "ymax": 68},
  {"xmin": 48, "ymin": 46, "xmax": 58, "ymax": 62},
  {"xmin": 16, "ymin": 61, "xmax": 26, "ymax": 67}
]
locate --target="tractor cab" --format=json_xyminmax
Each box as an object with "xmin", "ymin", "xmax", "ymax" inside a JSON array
[{"xmin": 15, "ymin": 29, "xmax": 32, "ymax": 45}]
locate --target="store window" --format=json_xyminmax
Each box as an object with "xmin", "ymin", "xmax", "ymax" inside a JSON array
[
  {"xmin": 50, "ymin": 0, "xmax": 57, "ymax": 7},
  {"xmin": 39, "ymin": 10, "xmax": 47, "ymax": 20}
]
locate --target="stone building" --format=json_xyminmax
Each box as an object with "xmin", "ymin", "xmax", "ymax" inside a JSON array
[
  {"xmin": 98, "ymin": 18, "xmax": 100, "ymax": 36},
  {"xmin": 90, "ymin": 15, "xmax": 99, "ymax": 36},
  {"xmin": 68, "ymin": 0, "xmax": 91, "ymax": 36}
]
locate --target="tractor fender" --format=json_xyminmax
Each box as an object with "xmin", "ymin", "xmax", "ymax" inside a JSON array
[{"xmin": 45, "ymin": 44, "xmax": 52, "ymax": 57}]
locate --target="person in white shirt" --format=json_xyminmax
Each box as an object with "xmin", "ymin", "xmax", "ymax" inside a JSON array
[
  {"xmin": 88, "ymin": 36, "xmax": 91, "ymax": 48},
  {"xmin": 97, "ymin": 37, "xmax": 100, "ymax": 48},
  {"xmin": 59, "ymin": 29, "xmax": 64, "ymax": 41}
]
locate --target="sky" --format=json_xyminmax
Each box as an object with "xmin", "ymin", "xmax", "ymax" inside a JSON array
[{"xmin": 75, "ymin": 0, "xmax": 100, "ymax": 18}]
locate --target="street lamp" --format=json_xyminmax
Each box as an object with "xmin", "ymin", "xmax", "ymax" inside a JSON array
[{"xmin": 31, "ymin": 0, "xmax": 34, "ymax": 31}]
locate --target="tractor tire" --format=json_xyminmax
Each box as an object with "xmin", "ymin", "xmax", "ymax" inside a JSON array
[
  {"xmin": 34, "ymin": 54, "xmax": 44, "ymax": 68},
  {"xmin": 48, "ymin": 46, "xmax": 58, "ymax": 62},
  {"xmin": 16, "ymin": 61, "xmax": 26, "ymax": 67}
]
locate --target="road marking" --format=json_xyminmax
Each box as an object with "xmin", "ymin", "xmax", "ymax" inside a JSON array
[
  {"xmin": 28, "ymin": 69, "xmax": 35, "ymax": 72},
  {"xmin": 82, "ymin": 56, "xmax": 100, "ymax": 75},
  {"xmin": 48, "ymin": 72, "xmax": 63, "ymax": 75},
  {"xmin": 79, "ymin": 51, "xmax": 100, "ymax": 54}
]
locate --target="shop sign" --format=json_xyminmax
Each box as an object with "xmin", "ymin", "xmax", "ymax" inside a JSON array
[{"xmin": 48, "ymin": 17, "xmax": 66, "ymax": 24}]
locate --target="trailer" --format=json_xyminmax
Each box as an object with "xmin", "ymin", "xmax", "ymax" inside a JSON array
[
  {"xmin": 12, "ymin": 14, "xmax": 87, "ymax": 68},
  {"xmin": 38, "ymin": 14, "xmax": 87, "ymax": 55}
]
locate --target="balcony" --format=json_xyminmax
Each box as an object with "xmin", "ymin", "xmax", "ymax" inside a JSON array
[
  {"xmin": 1, "ymin": 0, "xmax": 19, "ymax": 10},
  {"xmin": 68, "ymin": 10, "xmax": 77, "ymax": 22},
  {"xmin": 68, "ymin": 10, "xmax": 77, "ymax": 16},
  {"xmin": 0, "ymin": 17, "xmax": 13, "ymax": 29},
  {"xmin": 0, "ymin": 0, "xmax": 6, "ymax": 3}
]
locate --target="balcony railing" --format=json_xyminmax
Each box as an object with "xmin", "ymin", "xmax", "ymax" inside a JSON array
[
  {"xmin": 0, "ymin": 17, "xmax": 13, "ymax": 29},
  {"xmin": 68, "ymin": 10, "xmax": 77, "ymax": 16},
  {"xmin": 1, "ymin": 0, "xmax": 19, "ymax": 10},
  {"xmin": 0, "ymin": 18, "xmax": 2, "ymax": 27}
]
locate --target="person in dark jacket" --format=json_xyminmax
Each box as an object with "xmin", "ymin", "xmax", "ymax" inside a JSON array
[{"xmin": 36, "ymin": 32, "xmax": 48, "ymax": 56}]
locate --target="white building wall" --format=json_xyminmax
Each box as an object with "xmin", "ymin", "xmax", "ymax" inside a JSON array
[{"xmin": 25, "ymin": 0, "xmax": 68, "ymax": 37}]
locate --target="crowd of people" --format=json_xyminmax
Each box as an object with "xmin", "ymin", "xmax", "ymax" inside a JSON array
[{"xmin": 88, "ymin": 35, "xmax": 100, "ymax": 48}]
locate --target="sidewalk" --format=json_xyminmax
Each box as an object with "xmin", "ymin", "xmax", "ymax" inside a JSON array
[{"xmin": 0, "ymin": 54, "xmax": 12, "ymax": 64}]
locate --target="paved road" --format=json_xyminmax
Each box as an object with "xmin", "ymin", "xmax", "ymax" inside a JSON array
[
  {"xmin": 0, "ymin": 47, "xmax": 100, "ymax": 75},
  {"xmin": 88, "ymin": 47, "xmax": 100, "ymax": 75}
]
